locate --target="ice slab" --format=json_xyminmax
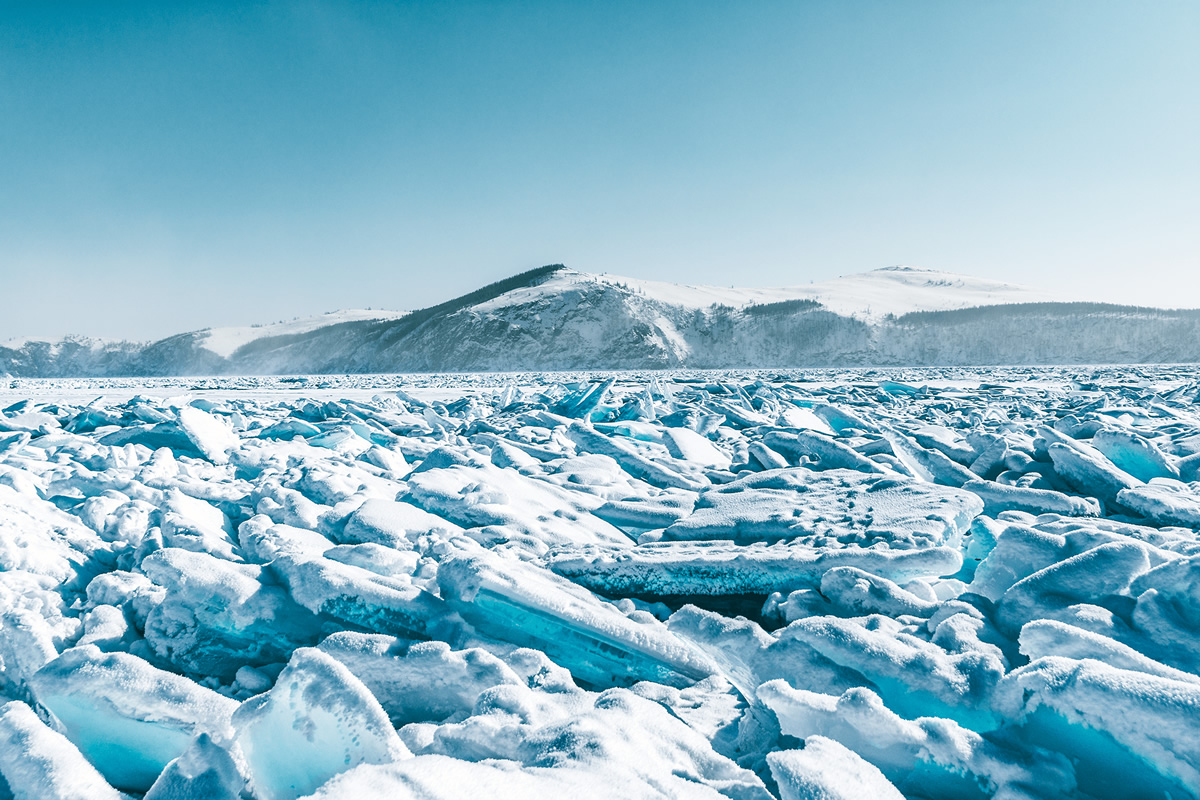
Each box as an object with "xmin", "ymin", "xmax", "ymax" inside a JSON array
[
  {"xmin": 767, "ymin": 738, "xmax": 903, "ymax": 800},
  {"xmin": 661, "ymin": 468, "xmax": 982, "ymax": 547},
  {"xmin": 0, "ymin": 700, "xmax": 122, "ymax": 800},
  {"xmin": 438, "ymin": 546, "xmax": 717, "ymax": 687},
  {"xmin": 551, "ymin": 539, "xmax": 963, "ymax": 599},
  {"xmin": 996, "ymin": 657, "xmax": 1200, "ymax": 798},
  {"xmin": 29, "ymin": 646, "xmax": 237, "ymax": 792},
  {"xmin": 232, "ymin": 647, "xmax": 410, "ymax": 800}
]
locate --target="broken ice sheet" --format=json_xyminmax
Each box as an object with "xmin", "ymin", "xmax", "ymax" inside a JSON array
[{"xmin": 0, "ymin": 370, "xmax": 1198, "ymax": 799}]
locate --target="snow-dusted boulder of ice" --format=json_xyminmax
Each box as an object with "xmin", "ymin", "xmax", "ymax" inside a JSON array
[
  {"xmin": 761, "ymin": 430, "xmax": 888, "ymax": 474},
  {"xmin": 816, "ymin": 566, "xmax": 938, "ymax": 618},
  {"xmin": 993, "ymin": 540, "xmax": 1151, "ymax": 638},
  {"xmin": 0, "ymin": 700, "xmax": 122, "ymax": 800},
  {"xmin": 783, "ymin": 612, "xmax": 1006, "ymax": 730},
  {"xmin": 661, "ymin": 426, "xmax": 732, "ymax": 469},
  {"xmin": 338, "ymin": 498, "xmax": 462, "ymax": 548},
  {"xmin": 232, "ymin": 647, "xmax": 410, "ymax": 800},
  {"xmin": 758, "ymin": 681, "xmax": 1076, "ymax": 799},
  {"xmin": 566, "ymin": 422, "xmax": 710, "ymax": 491},
  {"xmin": 1047, "ymin": 441, "xmax": 1142, "ymax": 510},
  {"xmin": 1091, "ymin": 428, "xmax": 1179, "ymax": 482},
  {"xmin": 995, "ymin": 657, "xmax": 1200, "ymax": 798},
  {"xmin": 1018, "ymin": 619, "xmax": 1200, "ymax": 684},
  {"xmin": 140, "ymin": 547, "xmax": 323, "ymax": 678},
  {"xmin": 29, "ymin": 646, "xmax": 238, "ymax": 792},
  {"xmin": 260, "ymin": 539, "xmax": 445, "ymax": 640},
  {"xmin": 1116, "ymin": 478, "xmax": 1200, "ymax": 527},
  {"xmin": 143, "ymin": 733, "xmax": 243, "ymax": 800},
  {"xmin": 159, "ymin": 487, "xmax": 239, "ymax": 559},
  {"xmin": 766, "ymin": 738, "xmax": 904, "ymax": 800},
  {"xmin": 884, "ymin": 429, "xmax": 978, "ymax": 487},
  {"xmin": 297, "ymin": 756, "xmax": 631, "ymax": 798},
  {"xmin": 0, "ymin": 483, "xmax": 110, "ymax": 587},
  {"xmin": 393, "ymin": 686, "xmax": 771, "ymax": 799},
  {"xmin": 961, "ymin": 479, "xmax": 1100, "ymax": 517},
  {"xmin": 318, "ymin": 634, "xmax": 524, "ymax": 725},
  {"xmin": 666, "ymin": 605, "xmax": 864, "ymax": 700},
  {"xmin": 0, "ymin": 605, "xmax": 64, "ymax": 700},
  {"xmin": 177, "ymin": 406, "xmax": 238, "ymax": 465}
]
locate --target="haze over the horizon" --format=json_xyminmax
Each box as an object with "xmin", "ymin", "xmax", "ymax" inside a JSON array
[{"xmin": 2, "ymin": 1, "xmax": 1197, "ymax": 342}]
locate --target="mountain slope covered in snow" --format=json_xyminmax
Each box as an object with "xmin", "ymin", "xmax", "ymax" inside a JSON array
[{"xmin": 3, "ymin": 265, "xmax": 1199, "ymax": 376}]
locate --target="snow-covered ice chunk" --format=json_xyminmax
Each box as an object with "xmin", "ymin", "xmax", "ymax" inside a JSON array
[
  {"xmin": 758, "ymin": 681, "xmax": 1076, "ymax": 799},
  {"xmin": 995, "ymin": 657, "xmax": 1200, "ymax": 798},
  {"xmin": 141, "ymin": 547, "xmax": 323, "ymax": 678},
  {"xmin": 0, "ymin": 606, "xmax": 63, "ymax": 699},
  {"xmin": 339, "ymin": 498, "xmax": 462, "ymax": 549},
  {"xmin": 994, "ymin": 540, "xmax": 1151, "ymax": 638},
  {"xmin": 399, "ymin": 686, "xmax": 770, "ymax": 798},
  {"xmin": 593, "ymin": 491, "xmax": 697, "ymax": 532},
  {"xmin": 318, "ymin": 634, "xmax": 523, "ymax": 725},
  {"xmin": 767, "ymin": 737, "xmax": 903, "ymax": 800},
  {"xmin": 0, "ymin": 484, "xmax": 110, "ymax": 586},
  {"xmin": 159, "ymin": 487, "xmax": 239, "ymax": 559},
  {"xmin": 1018, "ymin": 619, "xmax": 1200, "ymax": 685},
  {"xmin": 265, "ymin": 545, "xmax": 446, "ymax": 640},
  {"xmin": 143, "ymin": 733, "xmax": 242, "ymax": 800},
  {"xmin": 883, "ymin": 429, "xmax": 977, "ymax": 487},
  {"xmin": 1047, "ymin": 441, "xmax": 1142, "ymax": 510},
  {"xmin": 0, "ymin": 700, "xmax": 122, "ymax": 800},
  {"xmin": 1091, "ymin": 428, "xmax": 1179, "ymax": 482},
  {"xmin": 402, "ymin": 462, "xmax": 630, "ymax": 551},
  {"xmin": 232, "ymin": 647, "xmax": 410, "ymax": 800},
  {"xmin": 177, "ymin": 406, "xmax": 238, "ymax": 464},
  {"xmin": 761, "ymin": 429, "xmax": 889, "ymax": 474},
  {"xmin": 816, "ymin": 566, "xmax": 938, "ymax": 618},
  {"xmin": 565, "ymin": 422, "xmax": 709, "ymax": 491},
  {"xmin": 298, "ymin": 756, "xmax": 634, "ymax": 799},
  {"xmin": 962, "ymin": 478, "xmax": 1100, "ymax": 517},
  {"xmin": 661, "ymin": 427, "xmax": 732, "ymax": 469},
  {"xmin": 1116, "ymin": 478, "xmax": 1200, "ymax": 527},
  {"xmin": 781, "ymin": 613, "xmax": 1005, "ymax": 729},
  {"xmin": 29, "ymin": 646, "xmax": 238, "ymax": 792}
]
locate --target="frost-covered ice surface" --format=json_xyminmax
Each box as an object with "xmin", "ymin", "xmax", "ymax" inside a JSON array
[{"xmin": 2, "ymin": 366, "xmax": 1200, "ymax": 799}]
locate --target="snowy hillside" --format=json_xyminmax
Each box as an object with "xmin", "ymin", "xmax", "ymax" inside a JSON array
[
  {"xmin": 476, "ymin": 265, "xmax": 1060, "ymax": 320},
  {"xmin": 199, "ymin": 309, "xmax": 409, "ymax": 359},
  {"xmin": 2, "ymin": 264, "xmax": 1198, "ymax": 376}
]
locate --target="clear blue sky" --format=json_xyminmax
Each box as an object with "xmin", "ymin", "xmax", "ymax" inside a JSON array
[{"xmin": 2, "ymin": 1, "xmax": 1197, "ymax": 341}]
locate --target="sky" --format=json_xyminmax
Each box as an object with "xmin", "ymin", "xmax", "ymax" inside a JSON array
[{"xmin": 1, "ymin": 0, "xmax": 1197, "ymax": 342}]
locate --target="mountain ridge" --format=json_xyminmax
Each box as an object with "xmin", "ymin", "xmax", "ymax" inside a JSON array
[{"xmin": 4, "ymin": 265, "xmax": 1199, "ymax": 376}]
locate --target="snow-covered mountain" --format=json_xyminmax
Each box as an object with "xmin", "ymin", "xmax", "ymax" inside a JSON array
[{"xmin": 3, "ymin": 265, "xmax": 1198, "ymax": 376}]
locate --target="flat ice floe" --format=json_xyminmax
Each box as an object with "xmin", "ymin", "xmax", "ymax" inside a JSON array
[{"xmin": 1, "ymin": 367, "xmax": 1199, "ymax": 798}]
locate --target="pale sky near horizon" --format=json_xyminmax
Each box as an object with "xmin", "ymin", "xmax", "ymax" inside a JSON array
[{"xmin": 1, "ymin": 1, "xmax": 1197, "ymax": 342}]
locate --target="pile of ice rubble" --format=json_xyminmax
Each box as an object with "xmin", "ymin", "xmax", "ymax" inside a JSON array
[{"xmin": 2, "ymin": 372, "xmax": 1200, "ymax": 799}]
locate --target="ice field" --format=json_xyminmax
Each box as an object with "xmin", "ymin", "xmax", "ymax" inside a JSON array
[{"xmin": 2, "ymin": 367, "xmax": 1200, "ymax": 799}]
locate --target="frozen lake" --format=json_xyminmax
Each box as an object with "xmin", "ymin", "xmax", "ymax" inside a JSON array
[{"xmin": 2, "ymin": 367, "xmax": 1199, "ymax": 798}]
